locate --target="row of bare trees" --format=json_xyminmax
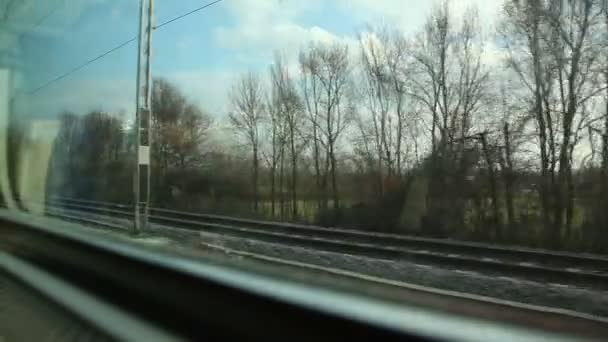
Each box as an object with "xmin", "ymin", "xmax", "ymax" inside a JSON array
[
  {"xmin": 229, "ymin": 45, "xmax": 353, "ymax": 221},
  {"xmin": 228, "ymin": 3, "xmax": 491, "ymax": 223},
  {"xmin": 225, "ymin": 0, "xmax": 608, "ymax": 251}
]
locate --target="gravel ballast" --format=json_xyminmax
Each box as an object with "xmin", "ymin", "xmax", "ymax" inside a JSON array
[
  {"xmin": 47, "ymin": 208, "xmax": 608, "ymax": 318},
  {"xmin": 198, "ymin": 231, "xmax": 608, "ymax": 318}
]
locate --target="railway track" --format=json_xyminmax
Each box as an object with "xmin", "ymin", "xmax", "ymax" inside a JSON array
[
  {"xmin": 7, "ymin": 199, "xmax": 608, "ymax": 339},
  {"xmin": 28, "ymin": 197, "xmax": 608, "ymax": 290},
  {"xmin": 195, "ymin": 241, "xmax": 608, "ymax": 338}
]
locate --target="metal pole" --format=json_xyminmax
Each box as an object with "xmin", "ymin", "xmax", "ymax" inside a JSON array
[
  {"xmin": 134, "ymin": 0, "xmax": 153, "ymax": 234},
  {"xmin": 145, "ymin": 0, "xmax": 154, "ymax": 229}
]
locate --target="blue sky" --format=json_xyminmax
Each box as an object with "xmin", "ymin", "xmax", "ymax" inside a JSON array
[{"xmin": 22, "ymin": 0, "xmax": 501, "ymax": 120}]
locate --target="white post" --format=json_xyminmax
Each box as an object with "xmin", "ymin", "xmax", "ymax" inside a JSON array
[{"xmin": 134, "ymin": 0, "xmax": 154, "ymax": 233}]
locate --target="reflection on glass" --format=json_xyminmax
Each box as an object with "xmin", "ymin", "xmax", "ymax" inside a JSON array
[
  {"xmin": 1, "ymin": 0, "xmax": 608, "ymax": 328},
  {"xmin": 2, "ymin": 0, "xmax": 607, "ymax": 251}
]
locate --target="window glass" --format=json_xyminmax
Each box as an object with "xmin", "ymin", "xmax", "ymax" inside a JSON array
[{"xmin": 2, "ymin": 0, "xmax": 608, "ymax": 329}]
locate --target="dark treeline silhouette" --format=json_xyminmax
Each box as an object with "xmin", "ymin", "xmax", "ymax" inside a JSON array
[
  {"xmin": 47, "ymin": 110, "xmax": 130, "ymax": 202},
  {"xmin": 34, "ymin": 0, "xmax": 608, "ymax": 253}
]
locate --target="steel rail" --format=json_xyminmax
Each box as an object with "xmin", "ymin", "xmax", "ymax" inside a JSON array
[{"xmin": 28, "ymin": 197, "xmax": 608, "ymax": 290}]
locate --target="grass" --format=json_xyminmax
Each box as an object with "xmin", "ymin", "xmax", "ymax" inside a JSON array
[{"xmin": 257, "ymin": 199, "xmax": 355, "ymax": 223}]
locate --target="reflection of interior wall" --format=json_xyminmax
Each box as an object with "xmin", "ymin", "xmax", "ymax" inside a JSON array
[
  {"xmin": 0, "ymin": 1, "xmax": 67, "ymax": 212},
  {"xmin": 0, "ymin": 2, "xmax": 29, "ymax": 210},
  {"xmin": 0, "ymin": 69, "xmax": 17, "ymax": 209},
  {"xmin": 18, "ymin": 120, "xmax": 59, "ymax": 215}
]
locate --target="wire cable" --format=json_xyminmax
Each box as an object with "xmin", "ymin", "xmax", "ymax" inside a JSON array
[
  {"xmin": 28, "ymin": 37, "xmax": 137, "ymax": 95},
  {"xmin": 27, "ymin": 0, "xmax": 224, "ymax": 95},
  {"xmin": 33, "ymin": 3, "xmax": 62, "ymax": 28},
  {"xmin": 153, "ymin": 0, "xmax": 223, "ymax": 30}
]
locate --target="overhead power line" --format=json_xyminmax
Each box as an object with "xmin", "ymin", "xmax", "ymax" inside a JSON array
[
  {"xmin": 154, "ymin": 0, "xmax": 223, "ymax": 30},
  {"xmin": 34, "ymin": 3, "xmax": 61, "ymax": 28},
  {"xmin": 28, "ymin": 0, "xmax": 224, "ymax": 95},
  {"xmin": 28, "ymin": 37, "xmax": 137, "ymax": 94}
]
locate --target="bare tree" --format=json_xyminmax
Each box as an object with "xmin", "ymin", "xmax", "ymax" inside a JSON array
[
  {"xmin": 55, "ymin": 112, "xmax": 80, "ymax": 171},
  {"xmin": 270, "ymin": 54, "xmax": 303, "ymax": 218},
  {"xmin": 599, "ymin": 0, "xmax": 608, "ymax": 235},
  {"xmin": 150, "ymin": 78, "xmax": 213, "ymax": 206},
  {"xmin": 548, "ymin": 0, "xmax": 602, "ymax": 236},
  {"xmin": 409, "ymin": 2, "xmax": 456, "ymax": 233},
  {"xmin": 171, "ymin": 104, "xmax": 212, "ymax": 168},
  {"xmin": 265, "ymin": 90, "xmax": 287, "ymax": 217},
  {"xmin": 358, "ymin": 27, "xmax": 420, "ymax": 194},
  {"xmin": 229, "ymin": 71, "xmax": 265, "ymax": 213},
  {"xmin": 300, "ymin": 45, "xmax": 328, "ymax": 209},
  {"xmin": 360, "ymin": 29, "xmax": 394, "ymax": 192},
  {"xmin": 152, "ymin": 78, "xmax": 187, "ymax": 174},
  {"xmin": 300, "ymin": 43, "xmax": 352, "ymax": 214},
  {"xmin": 409, "ymin": 2, "xmax": 448, "ymax": 156},
  {"xmin": 408, "ymin": 2, "xmax": 489, "ymax": 233},
  {"xmin": 495, "ymin": 81, "xmax": 527, "ymax": 235},
  {"xmin": 503, "ymin": 0, "xmax": 603, "ymax": 245},
  {"xmin": 386, "ymin": 32, "xmax": 412, "ymax": 178}
]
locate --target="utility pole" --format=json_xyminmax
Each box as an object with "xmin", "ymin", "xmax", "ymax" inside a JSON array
[{"xmin": 134, "ymin": 0, "xmax": 154, "ymax": 234}]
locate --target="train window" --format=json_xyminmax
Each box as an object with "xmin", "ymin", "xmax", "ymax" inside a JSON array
[{"xmin": 2, "ymin": 0, "xmax": 608, "ymax": 340}]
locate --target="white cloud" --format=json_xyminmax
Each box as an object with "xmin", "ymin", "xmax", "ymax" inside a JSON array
[
  {"xmin": 213, "ymin": 0, "xmax": 504, "ymax": 65},
  {"xmin": 214, "ymin": 0, "xmax": 356, "ymax": 68},
  {"xmin": 216, "ymin": 23, "xmax": 339, "ymax": 52},
  {"xmin": 197, "ymin": 0, "xmax": 507, "ymax": 122},
  {"xmin": 344, "ymin": 0, "xmax": 505, "ymax": 68},
  {"xmin": 336, "ymin": 0, "xmax": 431, "ymax": 34},
  {"xmin": 221, "ymin": 0, "xmax": 322, "ymax": 24},
  {"xmin": 337, "ymin": 0, "xmax": 503, "ymax": 32}
]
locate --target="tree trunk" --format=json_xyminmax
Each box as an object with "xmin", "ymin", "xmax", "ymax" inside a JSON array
[
  {"xmin": 502, "ymin": 123, "xmax": 516, "ymax": 235},
  {"xmin": 252, "ymin": 144, "xmax": 259, "ymax": 213},
  {"xmin": 602, "ymin": 97, "xmax": 608, "ymax": 238},
  {"xmin": 270, "ymin": 165, "xmax": 275, "ymax": 217},
  {"xmin": 535, "ymin": 82, "xmax": 552, "ymax": 243},
  {"xmin": 279, "ymin": 145, "xmax": 285, "ymax": 219},
  {"xmin": 290, "ymin": 130, "xmax": 297, "ymax": 219},
  {"xmin": 554, "ymin": 109, "xmax": 575, "ymax": 247},
  {"xmin": 270, "ymin": 127, "xmax": 277, "ymax": 217},
  {"xmin": 312, "ymin": 126, "xmax": 323, "ymax": 210},
  {"xmin": 396, "ymin": 104, "xmax": 403, "ymax": 178},
  {"xmin": 602, "ymin": 129, "xmax": 608, "ymax": 241},
  {"xmin": 565, "ymin": 151, "xmax": 574, "ymax": 241},
  {"xmin": 329, "ymin": 139, "xmax": 339, "ymax": 213},
  {"xmin": 601, "ymin": 4, "xmax": 608, "ymax": 245},
  {"xmin": 426, "ymin": 99, "xmax": 439, "ymax": 218},
  {"xmin": 322, "ymin": 143, "xmax": 331, "ymax": 211},
  {"xmin": 481, "ymin": 133, "xmax": 501, "ymax": 240}
]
